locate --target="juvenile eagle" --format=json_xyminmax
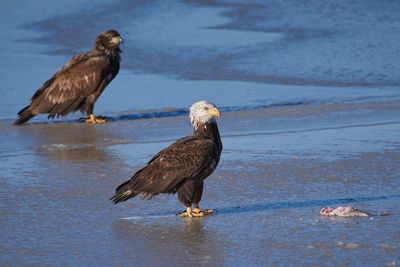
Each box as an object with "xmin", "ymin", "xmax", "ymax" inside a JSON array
[
  {"xmin": 14, "ymin": 30, "xmax": 123, "ymax": 125},
  {"xmin": 110, "ymin": 101, "xmax": 223, "ymax": 217}
]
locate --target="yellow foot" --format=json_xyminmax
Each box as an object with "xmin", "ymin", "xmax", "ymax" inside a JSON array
[
  {"xmin": 178, "ymin": 211, "xmax": 203, "ymax": 217},
  {"xmin": 85, "ymin": 114, "xmax": 106, "ymax": 124},
  {"xmin": 193, "ymin": 208, "xmax": 213, "ymax": 216},
  {"xmin": 177, "ymin": 207, "xmax": 213, "ymax": 217}
]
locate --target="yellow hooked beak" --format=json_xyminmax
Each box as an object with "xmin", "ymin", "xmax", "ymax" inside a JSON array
[
  {"xmin": 110, "ymin": 36, "xmax": 124, "ymax": 44},
  {"xmin": 207, "ymin": 107, "xmax": 221, "ymax": 118}
]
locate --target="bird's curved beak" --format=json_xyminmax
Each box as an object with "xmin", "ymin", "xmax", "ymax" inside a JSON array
[
  {"xmin": 207, "ymin": 107, "xmax": 221, "ymax": 118},
  {"xmin": 110, "ymin": 36, "xmax": 124, "ymax": 44}
]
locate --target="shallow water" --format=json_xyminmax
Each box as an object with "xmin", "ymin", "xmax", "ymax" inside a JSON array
[{"xmin": 1, "ymin": 0, "xmax": 400, "ymax": 266}]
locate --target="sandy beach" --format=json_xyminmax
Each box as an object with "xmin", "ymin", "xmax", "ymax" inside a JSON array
[{"xmin": 1, "ymin": 0, "xmax": 400, "ymax": 266}]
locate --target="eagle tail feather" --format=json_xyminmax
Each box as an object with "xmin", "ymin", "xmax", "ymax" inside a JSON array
[
  {"xmin": 14, "ymin": 106, "xmax": 35, "ymax": 125},
  {"xmin": 109, "ymin": 180, "xmax": 139, "ymax": 204}
]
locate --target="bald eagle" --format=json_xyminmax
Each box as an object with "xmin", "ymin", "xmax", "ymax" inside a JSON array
[
  {"xmin": 14, "ymin": 30, "xmax": 123, "ymax": 125},
  {"xmin": 110, "ymin": 101, "xmax": 223, "ymax": 217}
]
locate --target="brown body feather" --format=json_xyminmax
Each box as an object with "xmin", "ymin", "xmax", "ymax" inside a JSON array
[
  {"xmin": 110, "ymin": 121, "xmax": 222, "ymax": 208},
  {"xmin": 14, "ymin": 30, "xmax": 122, "ymax": 125}
]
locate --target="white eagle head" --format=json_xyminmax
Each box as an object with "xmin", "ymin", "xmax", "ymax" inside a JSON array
[{"xmin": 189, "ymin": 101, "xmax": 221, "ymax": 129}]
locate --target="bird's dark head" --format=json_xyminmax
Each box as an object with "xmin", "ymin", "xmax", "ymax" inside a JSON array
[
  {"xmin": 95, "ymin": 29, "xmax": 123, "ymax": 54},
  {"xmin": 189, "ymin": 101, "xmax": 221, "ymax": 129}
]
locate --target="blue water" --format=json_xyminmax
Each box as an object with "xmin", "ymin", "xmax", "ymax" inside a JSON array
[{"xmin": 1, "ymin": 0, "xmax": 400, "ymax": 123}]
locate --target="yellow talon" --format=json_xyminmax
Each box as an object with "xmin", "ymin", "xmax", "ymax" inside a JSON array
[
  {"xmin": 193, "ymin": 208, "xmax": 213, "ymax": 215},
  {"xmin": 179, "ymin": 207, "xmax": 194, "ymax": 217},
  {"xmin": 193, "ymin": 204, "xmax": 213, "ymax": 215},
  {"xmin": 178, "ymin": 206, "xmax": 213, "ymax": 217},
  {"xmin": 85, "ymin": 114, "xmax": 106, "ymax": 124}
]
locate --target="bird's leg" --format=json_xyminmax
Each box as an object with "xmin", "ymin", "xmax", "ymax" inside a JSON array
[
  {"xmin": 85, "ymin": 114, "xmax": 96, "ymax": 124},
  {"xmin": 85, "ymin": 114, "xmax": 106, "ymax": 124},
  {"xmin": 192, "ymin": 203, "xmax": 213, "ymax": 215}
]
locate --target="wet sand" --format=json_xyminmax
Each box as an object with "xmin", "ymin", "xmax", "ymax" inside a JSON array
[
  {"xmin": 1, "ymin": 0, "xmax": 400, "ymax": 266},
  {"xmin": 1, "ymin": 100, "xmax": 400, "ymax": 266}
]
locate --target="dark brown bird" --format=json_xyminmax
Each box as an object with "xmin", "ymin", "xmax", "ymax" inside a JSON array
[
  {"xmin": 110, "ymin": 101, "xmax": 223, "ymax": 217},
  {"xmin": 14, "ymin": 30, "xmax": 123, "ymax": 125}
]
